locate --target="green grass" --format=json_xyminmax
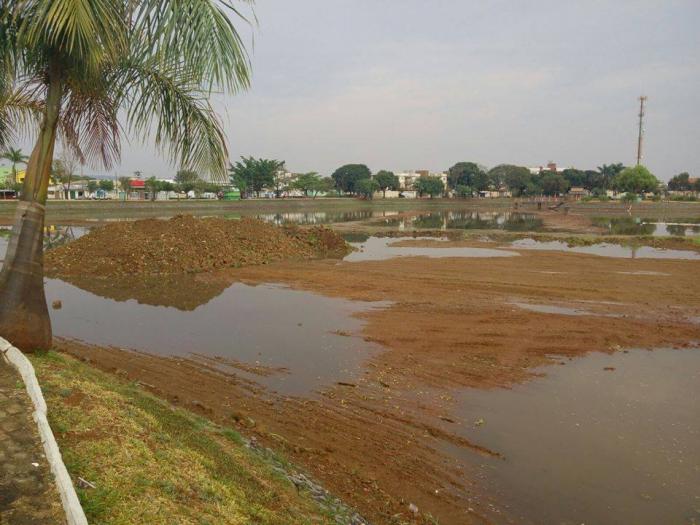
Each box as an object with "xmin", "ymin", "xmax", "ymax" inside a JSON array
[{"xmin": 30, "ymin": 351, "xmax": 344, "ymax": 525}]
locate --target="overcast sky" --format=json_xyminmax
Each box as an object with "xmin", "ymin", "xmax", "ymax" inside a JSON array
[{"xmin": 38, "ymin": 1, "xmax": 700, "ymax": 180}]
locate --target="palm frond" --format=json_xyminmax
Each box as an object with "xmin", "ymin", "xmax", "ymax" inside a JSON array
[
  {"xmin": 134, "ymin": 0, "xmax": 252, "ymax": 92},
  {"xmin": 16, "ymin": 0, "xmax": 127, "ymax": 74},
  {"xmin": 116, "ymin": 55, "xmax": 228, "ymax": 180},
  {"xmin": 60, "ymin": 74, "xmax": 121, "ymax": 169},
  {"xmin": 0, "ymin": 81, "xmax": 43, "ymax": 149}
]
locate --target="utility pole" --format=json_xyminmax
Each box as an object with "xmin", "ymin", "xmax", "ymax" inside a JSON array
[{"xmin": 636, "ymin": 95, "xmax": 647, "ymax": 166}]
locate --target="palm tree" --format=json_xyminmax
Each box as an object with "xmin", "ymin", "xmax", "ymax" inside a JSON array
[
  {"xmin": 1, "ymin": 147, "xmax": 28, "ymax": 185},
  {"xmin": 0, "ymin": 0, "xmax": 252, "ymax": 350}
]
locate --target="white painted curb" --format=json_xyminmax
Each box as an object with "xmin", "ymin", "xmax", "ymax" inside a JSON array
[{"xmin": 0, "ymin": 337, "xmax": 88, "ymax": 525}]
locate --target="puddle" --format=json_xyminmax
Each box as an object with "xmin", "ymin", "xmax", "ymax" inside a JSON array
[
  {"xmin": 44, "ymin": 278, "xmax": 386, "ymax": 396},
  {"xmin": 509, "ymin": 301, "xmax": 593, "ymax": 316},
  {"xmin": 0, "ymin": 225, "xmax": 89, "ymax": 259},
  {"xmin": 251, "ymin": 210, "xmax": 398, "ymax": 225},
  {"xmin": 345, "ymin": 236, "xmax": 518, "ymax": 262},
  {"xmin": 377, "ymin": 211, "xmax": 544, "ymax": 231},
  {"xmin": 511, "ymin": 238, "xmax": 700, "ymax": 260},
  {"xmin": 593, "ymin": 217, "xmax": 700, "ymax": 237},
  {"xmin": 617, "ymin": 270, "xmax": 671, "ymax": 276},
  {"xmin": 449, "ymin": 348, "xmax": 700, "ymax": 525}
]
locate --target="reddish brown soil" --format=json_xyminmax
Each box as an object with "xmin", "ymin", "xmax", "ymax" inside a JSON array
[
  {"xmin": 54, "ymin": 243, "xmax": 700, "ymax": 525},
  {"xmin": 44, "ymin": 215, "xmax": 349, "ymax": 276}
]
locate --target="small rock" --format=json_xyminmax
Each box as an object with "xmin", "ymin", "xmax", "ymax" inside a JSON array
[
  {"xmin": 408, "ymin": 502, "xmax": 419, "ymax": 514},
  {"xmin": 51, "ymin": 300, "xmax": 62, "ymax": 310}
]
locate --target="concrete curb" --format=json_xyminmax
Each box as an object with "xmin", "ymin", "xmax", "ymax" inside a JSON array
[{"xmin": 0, "ymin": 337, "xmax": 88, "ymax": 525}]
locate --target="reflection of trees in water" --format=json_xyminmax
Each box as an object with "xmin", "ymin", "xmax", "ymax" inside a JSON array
[
  {"xmin": 44, "ymin": 225, "xmax": 84, "ymax": 249},
  {"xmin": 446, "ymin": 212, "xmax": 542, "ymax": 231},
  {"xmin": 255, "ymin": 210, "xmax": 377, "ymax": 226},
  {"xmin": 50, "ymin": 273, "xmax": 231, "ymax": 311},
  {"xmin": 592, "ymin": 217, "xmax": 655, "ymax": 236},
  {"xmin": 666, "ymin": 225, "xmax": 688, "ymax": 236}
]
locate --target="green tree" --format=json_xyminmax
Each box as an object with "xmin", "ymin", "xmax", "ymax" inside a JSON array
[
  {"xmin": 694, "ymin": 178, "xmax": 700, "ymax": 192},
  {"xmin": 145, "ymin": 176, "xmax": 161, "ymax": 201},
  {"xmin": 174, "ymin": 169, "xmax": 199, "ymax": 195},
  {"xmin": 1, "ymin": 147, "xmax": 28, "ymax": 185},
  {"xmin": 87, "ymin": 179, "xmax": 98, "ymax": 193},
  {"xmin": 0, "ymin": 0, "xmax": 251, "ymax": 350},
  {"xmin": 118, "ymin": 176, "xmax": 132, "ymax": 201},
  {"xmin": 489, "ymin": 165, "xmax": 533, "ymax": 196},
  {"xmin": 447, "ymin": 162, "xmax": 488, "ymax": 190},
  {"xmin": 454, "ymin": 184, "xmax": 473, "ymax": 198},
  {"xmin": 355, "ymin": 178, "xmax": 379, "ymax": 199},
  {"xmin": 374, "ymin": 170, "xmax": 399, "ymax": 198},
  {"xmin": 331, "ymin": 164, "xmax": 371, "ymax": 194},
  {"xmin": 99, "ymin": 179, "xmax": 114, "ymax": 192},
  {"xmin": 271, "ymin": 166, "xmax": 290, "ymax": 197},
  {"xmin": 668, "ymin": 172, "xmax": 692, "ymax": 191},
  {"xmin": 229, "ymin": 157, "xmax": 284, "ymax": 197},
  {"xmin": 414, "ymin": 176, "xmax": 445, "ymax": 198},
  {"xmin": 561, "ymin": 168, "xmax": 586, "ymax": 188},
  {"xmin": 292, "ymin": 172, "xmax": 322, "ymax": 197},
  {"xmin": 613, "ymin": 165, "xmax": 659, "ymax": 195},
  {"xmin": 316, "ymin": 177, "xmax": 335, "ymax": 197},
  {"xmin": 540, "ymin": 173, "xmax": 569, "ymax": 196}
]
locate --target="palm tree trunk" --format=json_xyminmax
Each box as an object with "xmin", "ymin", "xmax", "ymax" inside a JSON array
[{"xmin": 0, "ymin": 63, "xmax": 63, "ymax": 351}]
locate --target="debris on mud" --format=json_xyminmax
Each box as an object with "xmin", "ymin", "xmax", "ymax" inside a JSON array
[{"xmin": 45, "ymin": 215, "xmax": 350, "ymax": 276}]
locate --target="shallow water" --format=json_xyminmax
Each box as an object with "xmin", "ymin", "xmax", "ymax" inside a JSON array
[
  {"xmin": 512, "ymin": 238, "xmax": 700, "ymax": 260},
  {"xmin": 345, "ymin": 236, "xmax": 518, "ymax": 261},
  {"xmin": 252, "ymin": 210, "xmax": 399, "ymax": 225},
  {"xmin": 45, "ymin": 278, "xmax": 386, "ymax": 396},
  {"xmin": 593, "ymin": 216, "xmax": 700, "ymax": 237},
  {"xmin": 509, "ymin": 301, "xmax": 593, "ymax": 316},
  {"xmin": 0, "ymin": 225, "xmax": 89, "ymax": 259},
  {"xmin": 450, "ymin": 348, "xmax": 700, "ymax": 525},
  {"xmin": 376, "ymin": 211, "xmax": 544, "ymax": 231}
]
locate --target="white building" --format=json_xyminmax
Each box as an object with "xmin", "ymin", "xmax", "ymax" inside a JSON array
[{"xmin": 395, "ymin": 170, "xmax": 448, "ymax": 190}]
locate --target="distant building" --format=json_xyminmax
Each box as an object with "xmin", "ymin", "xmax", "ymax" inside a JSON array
[
  {"xmin": 568, "ymin": 187, "xmax": 590, "ymax": 200},
  {"xmin": 528, "ymin": 162, "xmax": 565, "ymax": 175},
  {"xmin": 395, "ymin": 170, "xmax": 448, "ymax": 191},
  {"xmin": 0, "ymin": 166, "xmax": 26, "ymax": 185}
]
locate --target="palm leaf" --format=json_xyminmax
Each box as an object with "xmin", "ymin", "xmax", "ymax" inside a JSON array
[{"xmin": 115, "ymin": 54, "xmax": 228, "ymax": 180}]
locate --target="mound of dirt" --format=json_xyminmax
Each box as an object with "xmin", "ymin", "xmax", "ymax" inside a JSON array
[{"xmin": 45, "ymin": 215, "xmax": 350, "ymax": 277}]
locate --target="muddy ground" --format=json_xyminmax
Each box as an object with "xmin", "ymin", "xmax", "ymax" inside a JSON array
[{"xmin": 55, "ymin": 235, "xmax": 700, "ymax": 524}]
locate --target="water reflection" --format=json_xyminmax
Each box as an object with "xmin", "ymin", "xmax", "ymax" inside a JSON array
[
  {"xmin": 0, "ymin": 224, "xmax": 90, "ymax": 259},
  {"xmin": 44, "ymin": 277, "xmax": 386, "ymax": 395},
  {"xmin": 593, "ymin": 217, "xmax": 700, "ymax": 237},
  {"xmin": 378, "ymin": 211, "xmax": 544, "ymax": 231},
  {"xmin": 449, "ymin": 348, "xmax": 700, "ymax": 525},
  {"xmin": 512, "ymin": 238, "xmax": 700, "ymax": 260},
  {"xmin": 345, "ymin": 237, "xmax": 518, "ymax": 261},
  {"xmin": 252, "ymin": 210, "xmax": 399, "ymax": 225}
]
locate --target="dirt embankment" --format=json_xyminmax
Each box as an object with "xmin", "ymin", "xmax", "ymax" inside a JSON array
[
  {"xmin": 44, "ymin": 215, "xmax": 349, "ymax": 276},
  {"xmin": 55, "ymin": 246, "xmax": 700, "ymax": 525}
]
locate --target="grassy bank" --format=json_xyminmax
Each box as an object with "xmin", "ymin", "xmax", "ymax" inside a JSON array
[{"xmin": 30, "ymin": 351, "xmax": 355, "ymax": 525}]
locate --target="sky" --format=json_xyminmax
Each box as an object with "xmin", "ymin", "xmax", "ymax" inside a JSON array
[{"xmin": 17, "ymin": 0, "xmax": 700, "ymax": 181}]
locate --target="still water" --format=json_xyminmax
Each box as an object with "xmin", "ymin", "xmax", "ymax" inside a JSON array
[
  {"xmin": 450, "ymin": 348, "xmax": 700, "ymax": 525},
  {"xmin": 375, "ymin": 211, "xmax": 544, "ymax": 231},
  {"xmin": 593, "ymin": 217, "xmax": 700, "ymax": 237},
  {"xmin": 45, "ymin": 277, "xmax": 386, "ymax": 396},
  {"xmin": 345, "ymin": 237, "xmax": 518, "ymax": 261},
  {"xmin": 512, "ymin": 238, "xmax": 700, "ymax": 260}
]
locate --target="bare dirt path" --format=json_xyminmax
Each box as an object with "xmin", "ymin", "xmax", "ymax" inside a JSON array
[{"xmin": 0, "ymin": 359, "xmax": 64, "ymax": 525}]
